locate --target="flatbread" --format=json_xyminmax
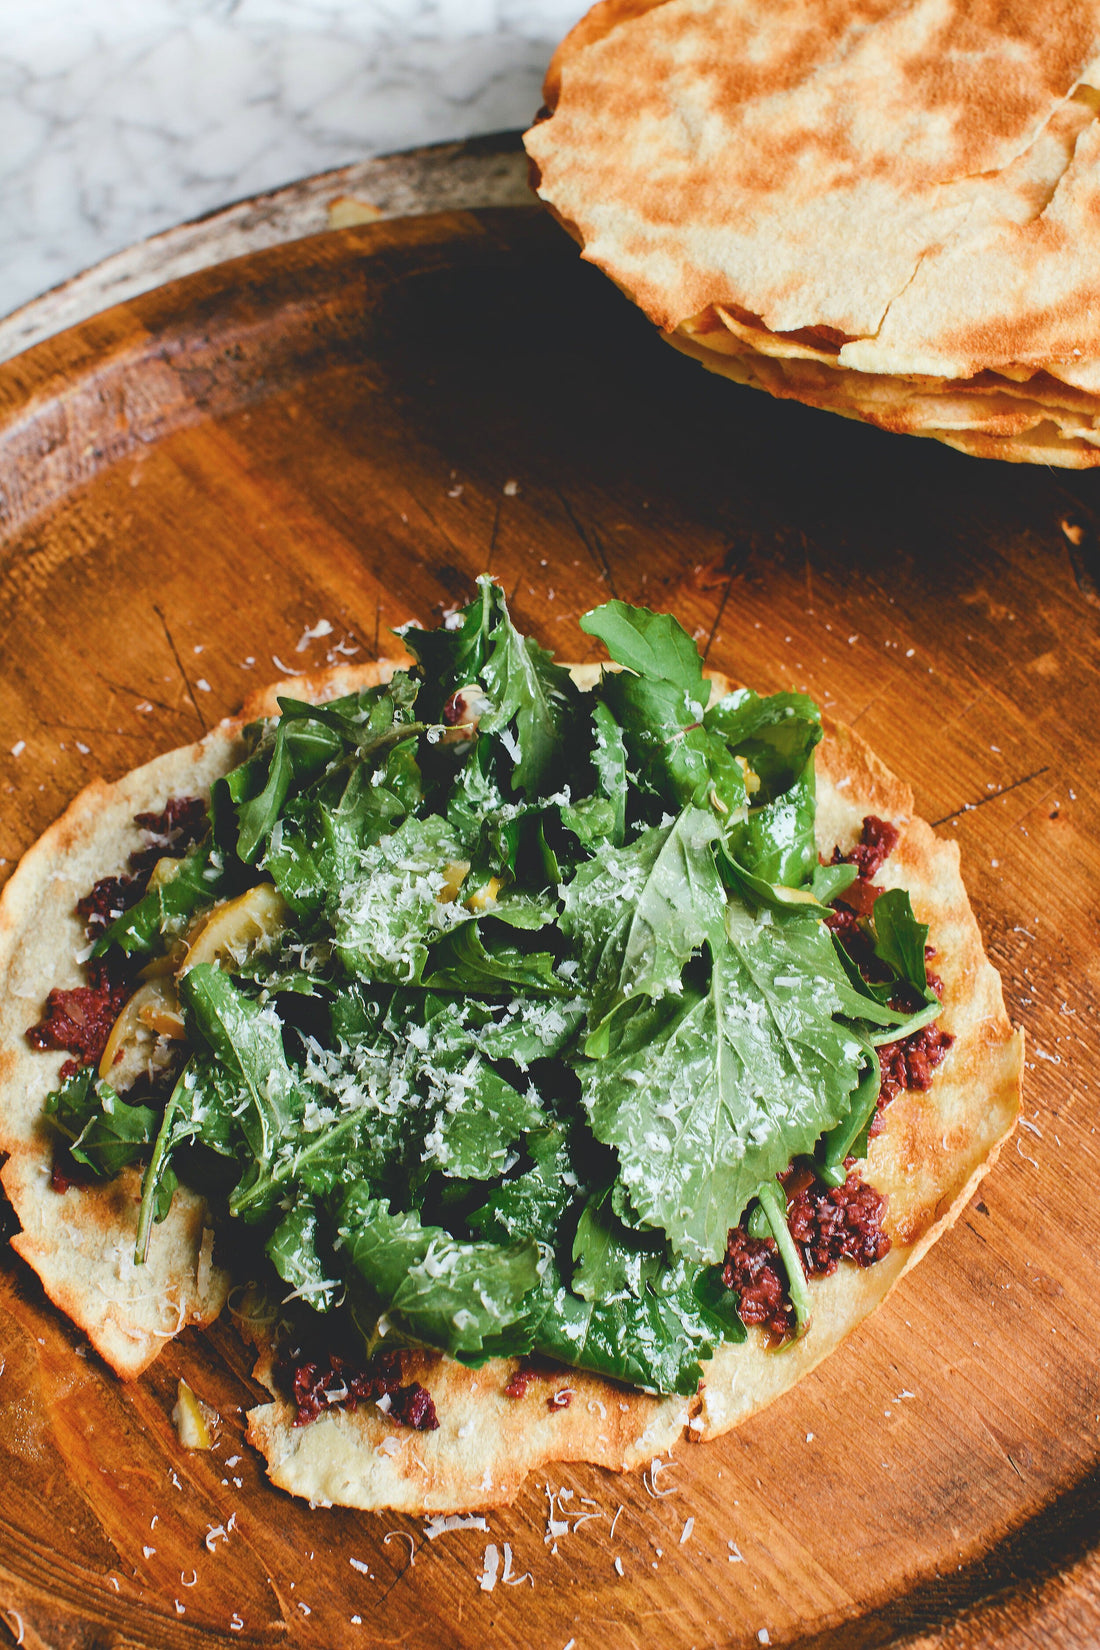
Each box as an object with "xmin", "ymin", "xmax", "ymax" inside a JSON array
[
  {"xmin": 524, "ymin": 0, "xmax": 1100, "ymax": 466},
  {"xmin": 0, "ymin": 664, "xmax": 1022, "ymax": 1510}
]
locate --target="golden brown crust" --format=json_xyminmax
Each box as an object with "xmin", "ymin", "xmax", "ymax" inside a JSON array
[
  {"xmin": 543, "ymin": 0, "xmax": 674, "ymax": 109},
  {"xmin": 0, "ymin": 663, "xmax": 1021, "ymax": 1505},
  {"xmin": 525, "ymin": 0, "xmax": 1100, "ymax": 465}
]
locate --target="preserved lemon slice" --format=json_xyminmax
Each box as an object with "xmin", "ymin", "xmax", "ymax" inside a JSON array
[
  {"xmin": 180, "ymin": 883, "xmax": 288, "ymax": 972},
  {"xmin": 437, "ymin": 862, "xmax": 501, "ymax": 911},
  {"xmin": 98, "ymin": 977, "xmax": 185, "ymax": 1084},
  {"xmin": 99, "ymin": 886, "xmax": 287, "ymax": 1086},
  {"xmin": 438, "ymin": 860, "xmax": 471, "ymax": 903},
  {"xmin": 465, "ymin": 876, "xmax": 501, "ymax": 913},
  {"xmin": 172, "ymin": 1378, "xmax": 218, "ymax": 1449}
]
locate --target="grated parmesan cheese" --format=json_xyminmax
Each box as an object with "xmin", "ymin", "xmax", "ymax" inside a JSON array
[
  {"xmin": 423, "ymin": 1514, "xmax": 489, "ymax": 1540},
  {"xmin": 501, "ymin": 1542, "xmax": 533, "ymax": 1586},
  {"xmin": 383, "ymin": 1532, "xmax": 415, "ymax": 1568},
  {"xmin": 296, "ymin": 618, "xmax": 334, "ymax": 652},
  {"xmin": 478, "ymin": 1543, "xmax": 500, "ymax": 1592}
]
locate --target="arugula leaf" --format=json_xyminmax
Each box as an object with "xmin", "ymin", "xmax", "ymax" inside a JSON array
[
  {"xmin": 229, "ymin": 1102, "xmax": 391, "ymax": 1222},
  {"xmin": 560, "ymin": 806, "xmax": 725, "ymax": 1050},
  {"xmin": 479, "ymin": 595, "xmax": 579, "ymax": 797},
  {"xmin": 559, "ymin": 795, "xmax": 618, "ymax": 850},
  {"xmin": 276, "ymin": 675, "xmax": 419, "ymax": 747},
  {"xmin": 399, "ymin": 578, "xmax": 497, "ymax": 723},
  {"xmin": 571, "ymin": 1182, "xmax": 665, "ymax": 1302},
  {"xmin": 234, "ymin": 719, "xmax": 337, "ymax": 865},
  {"xmin": 579, "ymin": 600, "xmax": 748, "ymax": 822},
  {"xmin": 267, "ymin": 1199, "xmax": 339, "ymax": 1312},
  {"xmin": 134, "ymin": 1054, "xmax": 241, "ymax": 1261},
  {"xmin": 871, "ymin": 888, "xmax": 929, "ymax": 993},
  {"xmin": 724, "ymin": 768, "xmax": 818, "ymax": 886},
  {"xmin": 535, "ymin": 1253, "xmax": 718, "ymax": 1395},
  {"xmin": 423, "ymin": 919, "xmax": 569, "ymax": 996},
  {"xmin": 467, "ymin": 1122, "xmax": 580, "ymax": 1245},
  {"xmin": 229, "ymin": 681, "xmax": 423, "ymax": 867},
  {"xmin": 691, "ymin": 1265, "xmax": 748, "ymax": 1343},
  {"xmin": 817, "ymin": 1046, "xmax": 882, "ymax": 1184},
  {"xmin": 337, "ymin": 1189, "xmax": 544, "ymax": 1359},
  {"xmin": 444, "ymin": 737, "xmax": 508, "ymax": 843},
  {"xmin": 718, "ymin": 848, "xmax": 830, "ymax": 915},
  {"xmin": 580, "ymin": 600, "xmax": 704, "ymax": 696},
  {"xmin": 580, "ymin": 904, "xmax": 865, "ymax": 1262},
  {"xmin": 262, "ymin": 797, "xmax": 344, "ymax": 918},
  {"xmin": 591, "ymin": 700, "xmax": 627, "ymax": 846},
  {"xmin": 601, "ymin": 671, "xmax": 747, "ymax": 821},
  {"xmin": 479, "ymin": 996, "xmax": 587, "ymax": 1063},
  {"xmin": 181, "ymin": 966, "xmax": 303, "ymax": 1155},
  {"xmin": 811, "ymin": 862, "xmax": 859, "ymax": 905},
  {"xmin": 232, "ymin": 989, "xmax": 554, "ymax": 1221},
  {"xmin": 703, "ymin": 689, "xmax": 822, "ymax": 801},
  {"xmin": 265, "ymin": 737, "xmax": 420, "ymax": 918},
  {"xmin": 828, "ymin": 944, "xmax": 943, "ymax": 1041},
  {"xmin": 416, "ymin": 1054, "xmax": 544, "ymax": 1181},
  {"xmin": 44, "ymin": 1067, "xmax": 159, "ymax": 1178},
  {"xmin": 755, "ymin": 1178, "xmax": 810, "ymax": 1333}
]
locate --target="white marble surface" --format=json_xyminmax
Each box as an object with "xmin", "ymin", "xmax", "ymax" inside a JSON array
[{"xmin": 0, "ymin": 0, "xmax": 583, "ymax": 322}]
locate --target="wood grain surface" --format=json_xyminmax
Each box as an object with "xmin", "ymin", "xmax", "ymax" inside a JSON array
[{"xmin": 0, "ymin": 207, "xmax": 1097, "ymax": 1650}]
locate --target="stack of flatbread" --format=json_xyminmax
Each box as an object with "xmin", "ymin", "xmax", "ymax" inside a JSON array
[{"xmin": 524, "ymin": 0, "xmax": 1100, "ymax": 465}]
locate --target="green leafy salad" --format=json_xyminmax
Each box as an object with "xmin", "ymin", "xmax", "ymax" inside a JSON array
[{"xmin": 45, "ymin": 580, "xmax": 944, "ymax": 1397}]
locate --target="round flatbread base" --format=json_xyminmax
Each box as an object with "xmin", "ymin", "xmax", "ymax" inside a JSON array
[{"xmin": 0, "ymin": 663, "xmax": 1022, "ymax": 1509}]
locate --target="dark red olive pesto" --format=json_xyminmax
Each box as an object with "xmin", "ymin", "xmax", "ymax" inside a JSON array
[
  {"xmin": 723, "ymin": 1166, "xmax": 891, "ymax": 1342},
  {"xmin": 722, "ymin": 1229, "xmax": 795, "ymax": 1341},
  {"xmin": 26, "ymin": 796, "xmax": 207, "ymax": 1081},
  {"xmin": 826, "ymin": 814, "xmax": 954, "ymax": 1134},
  {"xmin": 49, "ymin": 1148, "xmax": 97, "ymax": 1195},
  {"xmin": 504, "ymin": 1352, "xmax": 572, "ymax": 1400},
  {"xmin": 76, "ymin": 874, "xmax": 137, "ymax": 937},
  {"xmin": 824, "ymin": 815, "xmax": 900, "ymax": 984},
  {"xmin": 722, "ymin": 815, "xmax": 953, "ymax": 1338},
  {"xmin": 27, "ymin": 958, "xmax": 133, "ymax": 1081},
  {"xmin": 784, "ymin": 1164, "xmax": 891, "ymax": 1274},
  {"xmin": 284, "ymin": 1348, "xmax": 439, "ymax": 1431},
  {"xmin": 504, "ymin": 1364, "xmax": 536, "ymax": 1399},
  {"xmin": 872, "ymin": 1022, "xmax": 955, "ymax": 1136},
  {"xmin": 128, "ymin": 795, "xmax": 209, "ymax": 873},
  {"xmin": 832, "ymin": 814, "xmax": 899, "ymax": 880}
]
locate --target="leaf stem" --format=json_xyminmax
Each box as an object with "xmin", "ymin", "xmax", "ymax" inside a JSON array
[
  {"xmin": 817, "ymin": 1046, "xmax": 882, "ymax": 1185},
  {"xmin": 134, "ymin": 1090, "xmax": 182, "ymax": 1265},
  {"xmin": 756, "ymin": 1178, "xmax": 811, "ymax": 1334}
]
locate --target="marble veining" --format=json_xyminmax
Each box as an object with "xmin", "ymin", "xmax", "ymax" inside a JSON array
[{"xmin": 0, "ymin": 0, "xmax": 583, "ymax": 320}]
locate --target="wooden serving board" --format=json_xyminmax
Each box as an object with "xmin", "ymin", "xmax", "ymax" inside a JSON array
[{"xmin": 0, "ymin": 207, "xmax": 1097, "ymax": 1650}]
